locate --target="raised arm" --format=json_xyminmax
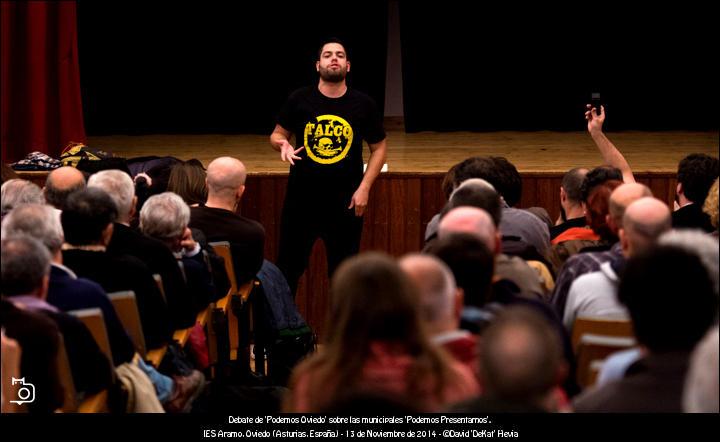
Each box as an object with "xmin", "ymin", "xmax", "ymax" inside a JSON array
[
  {"xmin": 586, "ymin": 105, "xmax": 635, "ymax": 183},
  {"xmin": 348, "ymin": 138, "xmax": 387, "ymax": 217}
]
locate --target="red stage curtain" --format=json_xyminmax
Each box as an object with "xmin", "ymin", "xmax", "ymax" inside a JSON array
[{"xmin": 1, "ymin": 1, "xmax": 85, "ymax": 163}]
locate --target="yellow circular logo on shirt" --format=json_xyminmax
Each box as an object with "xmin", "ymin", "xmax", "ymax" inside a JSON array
[{"xmin": 303, "ymin": 114, "xmax": 353, "ymax": 164}]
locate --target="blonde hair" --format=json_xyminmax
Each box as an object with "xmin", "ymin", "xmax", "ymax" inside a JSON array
[{"xmin": 702, "ymin": 178, "xmax": 719, "ymax": 229}]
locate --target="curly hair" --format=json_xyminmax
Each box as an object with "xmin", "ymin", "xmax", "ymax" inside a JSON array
[
  {"xmin": 702, "ymin": 178, "xmax": 719, "ymax": 229},
  {"xmin": 677, "ymin": 154, "xmax": 719, "ymax": 205},
  {"xmin": 580, "ymin": 166, "xmax": 623, "ymax": 203}
]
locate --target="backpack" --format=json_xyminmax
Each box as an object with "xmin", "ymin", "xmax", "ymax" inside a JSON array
[
  {"xmin": 59, "ymin": 142, "xmax": 111, "ymax": 167},
  {"xmin": 59, "ymin": 142, "xmax": 130, "ymax": 175},
  {"xmin": 254, "ymin": 260, "xmax": 316, "ymax": 386}
]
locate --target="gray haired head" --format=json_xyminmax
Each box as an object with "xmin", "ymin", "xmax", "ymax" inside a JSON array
[
  {"xmin": 139, "ymin": 192, "xmax": 190, "ymax": 242},
  {"xmin": 1, "ymin": 203, "xmax": 63, "ymax": 254},
  {"xmin": 1, "ymin": 179, "xmax": 45, "ymax": 218}
]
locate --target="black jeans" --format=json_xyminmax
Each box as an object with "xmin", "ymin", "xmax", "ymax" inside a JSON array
[{"xmin": 276, "ymin": 199, "xmax": 364, "ymax": 297}]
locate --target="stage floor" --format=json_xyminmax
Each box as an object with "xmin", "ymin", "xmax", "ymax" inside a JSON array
[{"xmin": 87, "ymin": 130, "xmax": 718, "ymax": 174}]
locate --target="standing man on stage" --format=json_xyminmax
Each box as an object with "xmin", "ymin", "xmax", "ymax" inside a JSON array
[{"xmin": 270, "ymin": 38, "xmax": 387, "ymax": 296}]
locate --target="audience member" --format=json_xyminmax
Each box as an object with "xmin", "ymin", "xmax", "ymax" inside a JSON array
[
  {"xmin": 550, "ymin": 182, "xmax": 652, "ymax": 317},
  {"xmin": 399, "ymin": 254, "xmax": 479, "ymax": 375},
  {"xmin": 141, "ymin": 192, "xmax": 223, "ymax": 309},
  {"xmin": 284, "ymin": 252, "xmax": 478, "ymax": 412},
  {"xmin": 89, "ymin": 170, "xmax": 197, "ymax": 329},
  {"xmin": 450, "ymin": 306, "xmax": 568, "ymax": 412},
  {"xmin": 43, "ymin": 166, "xmax": 86, "ymax": 210},
  {"xmin": 702, "ymin": 178, "xmax": 718, "ymax": 236},
  {"xmin": 1, "ymin": 331, "xmax": 22, "ymax": 413},
  {"xmin": 60, "ymin": 188, "xmax": 172, "ymax": 349},
  {"xmin": 551, "ymin": 167, "xmax": 589, "ymax": 239},
  {"xmin": 1, "ymin": 235, "xmax": 114, "ymax": 398},
  {"xmin": 1, "ymin": 179, "xmax": 44, "ymax": 218},
  {"xmin": 430, "ymin": 156, "xmax": 551, "ymax": 259},
  {"xmin": 439, "ymin": 206, "xmax": 544, "ymax": 299},
  {"xmin": 189, "ymin": 156, "xmax": 265, "ymax": 285},
  {"xmin": 573, "ymin": 245, "xmax": 717, "ymax": 412},
  {"xmin": 167, "ymin": 159, "xmax": 208, "ymax": 206},
  {"xmin": 563, "ymin": 197, "xmax": 671, "ymax": 331},
  {"xmin": 683, "ymin": 326, "xmax": 719, "ymax": 413},
  {"xmin": 1, "ymin": 203, "xmax": 136, "ymax": 365},
  {"xmin": 673, "ymin": 153, "xmax": 718, "ymax": 232}
]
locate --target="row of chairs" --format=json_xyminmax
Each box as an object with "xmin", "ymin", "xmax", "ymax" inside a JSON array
[{"xmin": 58, "ymin": 241, "xmax": 255, "ymax": 412}]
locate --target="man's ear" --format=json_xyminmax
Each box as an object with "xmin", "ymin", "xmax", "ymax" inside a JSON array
[
  {"xmin": 619, "ymin": 227, "xmax": 629, "ymax": 252},
  {"xmin": 346, "ymin": 61, "xmax": 351, "ymax": 73},
  {"xmin": 560, "ymin": 187, "xmax": 567, "ymax": 203},
  {"xmin": 237, "ymin": 184, "xmax": 246, "ymax": 200},
  {"xmin": 37, "ymin": 274, "xmax": 50, "ymax": 300},
  {"xmin": 676, "ymin": 182, "xmax": 683, "ymax": 196},
  {"xmin": 316, "ymin": 60, "xmax": 320, "ymax": 72},
  {"xmin": 129, "ymin": 195, "xmax": 138, "ymax": 219}
]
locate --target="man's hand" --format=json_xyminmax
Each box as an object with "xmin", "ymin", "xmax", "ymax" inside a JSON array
[
  {"xmin": 279, "ymin": 141, "xmax": 305, "ymax": 165},
  {"xmin": 179, "ymin": 227, "xmax": 198, "ymax": 254},
  {"xmin": 585, "ymin": 104, "xmax": 605, "ymax": 135},
  {"xmin": 348, "ymin": 185, "xmax": 369, "ymax": 217}
]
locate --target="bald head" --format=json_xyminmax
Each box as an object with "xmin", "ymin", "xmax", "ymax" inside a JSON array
[
  {"xmin": 480, "ymin": 307, "xmax": 565, "ymax": 405},
  {"xmin": 206, "ymin": 157, "xmax": 247, "ymax": 199},
  {"xmin": 44, "ymin": 166, "xmax": 86, "ymax": 209},
  {"xmin": 399, "ymin": 254, "xmax": 458, "ymax": 333},
  {"xmin": 621, "ymin": 197, "xmax": 672, "ymax": 256},
  {"xmin": 438, "ymin": 207, "xmax": 497, "ymax": 253},
  {"xmin": 609, "ymin": 182, "xmax": 652, "ymax": 226}
]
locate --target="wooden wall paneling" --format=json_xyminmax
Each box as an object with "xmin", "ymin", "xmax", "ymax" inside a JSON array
[
  {"xmin": 388, "ymin": 177, "xmax": 409, "ymax": 256},
  {"xmin": 419, "ymin": 176, "xmax": 446, "ymax": 238},
  {"xmin": 365, "ymin": 177, "xmax": 390, "ymax": 252},
  {"xmin": 405, "ymin": 178, "xmax": 422, "ymax": 253}
]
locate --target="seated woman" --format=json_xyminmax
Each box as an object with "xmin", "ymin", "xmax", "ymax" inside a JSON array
[
  {"xmin": 167, "ymin": 159, "xmax": 208, "ymax": 207},
  {"xmin": 284, "ymin": 252, "xmax": 479, "ymax": 412}
]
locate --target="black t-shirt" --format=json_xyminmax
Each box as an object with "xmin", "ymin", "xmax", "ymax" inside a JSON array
[{"xmin": 276, "ymin": 86, "xmax": 385, "ymax": 206}]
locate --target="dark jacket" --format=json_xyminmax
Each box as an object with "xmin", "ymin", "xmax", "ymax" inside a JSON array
[
  {"xmin": 107, "ymin": 223, "xmax": 197, "ymax": 328},
  {"xmin": 47, "ymin": 264, "xmax": 135, "ymax": 365},
  {"xmin": 62, "ymin": 249, "xmax": 172, "ymax": 349},
  {"xmin": 190, "ymin": 206, "xmax": 265, "ymax": 284},
  {"xmin": 573, "ymin": 351, "xmax": 691, "ymax": 412},
  {"xmin": 672, "ymin": 203, "xmax": 714, "ymax": 232}
]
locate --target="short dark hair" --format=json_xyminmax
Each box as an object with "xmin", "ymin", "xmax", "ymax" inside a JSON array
[
  {"xmin": 61, "ymin": 188, "xmax": 118, "ymax": 245},
  {"xmin": 449, "ymin": 156, "xmax": 522, "ymax": 207},
  {"xmin": 1, "ymin": 235, "xmax": 51, "ymax": 296},
  {"xmin": 580, "ymin": 166, "xmax": 623, "ymax": 203},
  {"xmin": 618, "ymin": 245, "xmax": 717, "ymax": 353},
  {"xmin": 317, "ymin": 37, "xmax": 349, "ymax": 60},
  {"xmin": 427, "ymin": 233, "xmax": 495, "ymax": 308},
  {"xmin": 677, "ymin": 154, "xmax": 719, "ymax": 205},
  {"xmin": 442, "ymin": 182, "xmax": 502, "ymax": 227},
  {"xmin": 561, "ymin": 167, "xmax": 589, "ymax": 203}
]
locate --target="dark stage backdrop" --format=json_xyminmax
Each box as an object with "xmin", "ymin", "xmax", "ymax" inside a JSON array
[
  {"xmin": 399, "ymin": 4, "xmax": 719, "ymax": 132},
  {"xmin": 77, "ymin": 2, "xmax": 388, "ymax": 135}
]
